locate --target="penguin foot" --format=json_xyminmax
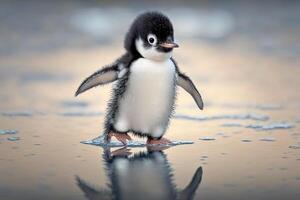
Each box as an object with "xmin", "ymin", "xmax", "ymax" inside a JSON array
[
  {"xmin": 147, "ymin": 137, "xmax": 171, "ymax": 145},
  {"xmin": 108, "ymin": 132, "xmax": 132, "ymax": 145}
]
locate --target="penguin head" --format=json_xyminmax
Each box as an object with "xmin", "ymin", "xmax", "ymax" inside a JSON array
[{"xmin": 124, "ymin": 12, "xmax": 179, "ymax": 61}]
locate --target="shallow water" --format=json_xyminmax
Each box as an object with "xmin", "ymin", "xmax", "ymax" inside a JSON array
[
  {"xmin": 82, "ymin": 134, "xmax": 194, "ymax": 148},
  {"xmin": 0, "ymin": 1, "xmax": 300, "ymax": 200}
]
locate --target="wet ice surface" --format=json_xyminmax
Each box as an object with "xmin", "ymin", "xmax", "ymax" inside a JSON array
[
  {"xmin": 82, "ymin": 135, "xmax": 194, "ymax": 147},
  {"xmin": 1, "ymin": 1, "xmax": 300, "ymax": 200}
]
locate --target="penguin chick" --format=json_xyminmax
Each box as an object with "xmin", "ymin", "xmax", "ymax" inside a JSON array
[{"xmin": 75, "ymin": 11, "xmax": 204, "ymax": 145}]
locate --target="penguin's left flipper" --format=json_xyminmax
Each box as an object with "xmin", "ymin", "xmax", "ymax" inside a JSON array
[
  {"xmin": 75, "ymin": 64, "xmax": 119, "ymax": 96},
  {"xmin": 177, "ymin": 73, "xmax": 204, "ymax": 110}
]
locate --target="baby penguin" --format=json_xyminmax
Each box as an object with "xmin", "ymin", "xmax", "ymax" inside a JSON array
[{"xmin": 75, "ymin": 11, "xmax": 203, "ymax": 145}]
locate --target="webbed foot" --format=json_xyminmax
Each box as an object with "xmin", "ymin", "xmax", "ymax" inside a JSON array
[{"xmin": 108, "ymin": 132, "xmax": 132, "ymax": 145}]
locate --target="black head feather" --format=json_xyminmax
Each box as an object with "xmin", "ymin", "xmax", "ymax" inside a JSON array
[{"xmin": 124, "ymin": 11, "xmax": 174, "ymax": 56}]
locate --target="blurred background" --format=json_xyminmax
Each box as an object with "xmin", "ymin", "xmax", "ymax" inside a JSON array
[{"xmin": 0, "ymin": 0, "xmax": 300, "ymax": 199}]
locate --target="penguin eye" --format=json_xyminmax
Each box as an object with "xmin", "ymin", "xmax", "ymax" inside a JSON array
[{"xmin": 147, "ymin": 34, "xmax": 157, "ymax": 46}]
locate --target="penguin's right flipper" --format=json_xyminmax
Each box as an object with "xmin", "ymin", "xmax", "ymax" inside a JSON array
[{"xmin": 75, "ymin": 65, "xmax": 119, "ymax": 96}]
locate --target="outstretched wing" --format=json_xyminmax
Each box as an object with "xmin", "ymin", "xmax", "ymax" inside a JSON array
[
  {"xmin": 177, "ymin": 72, "xmax": 204, "ymax": 110},
  {"xmin": 75, "ymin": 53, "xmax": 133, "ymax": 96},
  {"xmin": 75, "ymin": 65, "xmax": 118, "ymax": 96}
]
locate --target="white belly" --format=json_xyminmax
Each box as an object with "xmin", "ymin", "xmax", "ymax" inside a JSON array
[{"xmin": 114, "ymin": 58, "xmax": 176, "ymax": 138}]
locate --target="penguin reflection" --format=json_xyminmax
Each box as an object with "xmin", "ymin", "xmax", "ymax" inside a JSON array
[{"xmin": 76, "ymin": 147, "xmax": 203, "ymax": 200}]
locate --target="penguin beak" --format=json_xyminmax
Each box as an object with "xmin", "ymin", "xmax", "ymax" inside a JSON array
[{"xmin": 159, "ymin": 42, "xmax": 179, "ymax": 49}]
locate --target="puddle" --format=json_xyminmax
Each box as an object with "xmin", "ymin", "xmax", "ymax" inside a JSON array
[
  {"xmin": 241, "ymin": 139, "xmax": 252, "ymax": 142},
  {"xmin": 259, "ymin": 137, "xmax": 276, "ymax": 142},
  {"xmin": 289, "ymin": 144, "xmax": 300, "ymax": 149},
  {"xmin": 81, "ymin": 135, "xmax": 194, "ymax": 147},
  {"xmin": 246, "ymin": 122, "xmax": 294, "ymax": 131},
  {"xmin": 199, "ymin": 136, "xmax": 216, "ymax": 141},
  {"xmin": 60, "ymin": 100, "xmax": 89, "ymax": 108},
  {"xmin": 7, "ymin": 136, "xmax": 20, "ymax": 141},
  {"xmin": 0, "ymin": 130, "xmax": 17, "ymax": 135},
  {"xmin": 221, "ymin": 123, "xmax": 244, "ymax": 127},
  {"xmin": 58, "ymin": 111, "xmax": 102, "ymax": 117},
  {"xmin": 1, "ymin": 111, "xmax": 33, "ymax": 117}
]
